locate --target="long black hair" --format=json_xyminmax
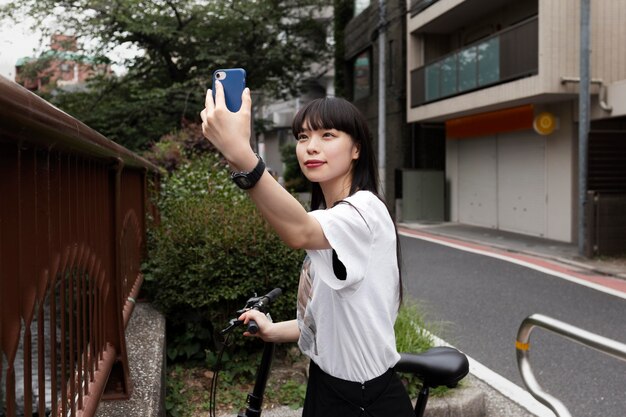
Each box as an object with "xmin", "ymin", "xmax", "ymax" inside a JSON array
[{"xmin": 291, "ymin": 97, "xmax": 404, "ymax": 305}]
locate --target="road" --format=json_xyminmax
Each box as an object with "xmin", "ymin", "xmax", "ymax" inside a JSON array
[{"xmin": 400, "ymin": 234, "xmax": 626, "ymax": 417}]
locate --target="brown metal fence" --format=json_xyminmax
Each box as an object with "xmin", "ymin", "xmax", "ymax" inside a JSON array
[{"xmin": 0, "ymin": 75, "xmax": 159, "ymax": 417}]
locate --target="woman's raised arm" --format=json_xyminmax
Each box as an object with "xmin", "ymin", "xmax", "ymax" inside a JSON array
[{"xmin": 200, "ymin": 83, "xmax": 329, "ymax": 250}]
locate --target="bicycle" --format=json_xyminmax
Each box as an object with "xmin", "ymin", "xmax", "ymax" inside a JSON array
[{"xmin": 211, "ymin": 288, "xmax": 470, "ymax": 417}]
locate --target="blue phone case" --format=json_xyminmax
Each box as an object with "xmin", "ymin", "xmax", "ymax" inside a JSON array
[{"xmin": 212, "ymin": 68, "xmax": 246, "ymax": 112}]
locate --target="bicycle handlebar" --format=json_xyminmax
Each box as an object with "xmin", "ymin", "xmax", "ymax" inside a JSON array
[
  {"xmin": 247, "ymin": 288, "xmax": 282, "ymax": 334},
  {"xmin": 264, "ymin": 287, "xmax": 283, "ymax": 303},
  {"xmin": 220, "ymin": 288, "xmax": 283, "ymax": 335}
]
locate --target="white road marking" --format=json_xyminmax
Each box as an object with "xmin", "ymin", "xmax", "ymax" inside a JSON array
[{"xmin": 399, "ymin": 230, "xmax": 626, "ymax": 300}]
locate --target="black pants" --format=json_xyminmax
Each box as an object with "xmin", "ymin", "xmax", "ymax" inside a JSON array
[{"xmin": 302, "ymin": 361, "xmax": 414, "ymax": 417}]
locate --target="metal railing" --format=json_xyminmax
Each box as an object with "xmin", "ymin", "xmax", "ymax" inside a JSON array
[
  {"xmin": 516, "ymin": 314, "xmax": 626, "ymax": 417},
  {"xmin": 0, "ymin": 75, "xmax": 159, "ymax": 417}
]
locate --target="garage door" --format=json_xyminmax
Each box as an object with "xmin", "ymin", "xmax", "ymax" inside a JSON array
[
  {"xmin": 497, "ymin": 131, "xmax": 546, "ymax": 236},
  {"xmin": 457, "ymin": 132, "xmax": 547, "ymax": 236},
  {"xmin": 458, "ymin": 136, "xmax": 497, "ymax": 228}
]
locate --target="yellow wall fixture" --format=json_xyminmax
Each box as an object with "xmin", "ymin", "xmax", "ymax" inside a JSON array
[{"xmin": 533, "ymin": 112, "xmax": 558, "ymax": 135}]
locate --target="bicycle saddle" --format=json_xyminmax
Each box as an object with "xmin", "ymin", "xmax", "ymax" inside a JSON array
[{"xmin": 395, "ymin": 346, "xmax": 469, "ymax": 388}]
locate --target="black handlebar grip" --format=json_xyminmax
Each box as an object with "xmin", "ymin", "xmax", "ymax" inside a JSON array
[
  {"xmin": 264, "ymin": 288, "xmax": 282, "ymax": 303},
  {"xmin": 248, "ymin": 319, "xmax": 259, "ymax": 334}
]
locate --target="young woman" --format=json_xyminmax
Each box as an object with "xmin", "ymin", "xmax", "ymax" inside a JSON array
[{"xmin": 200, "ymin": 82, "xmax": 413, "ymax": 417}]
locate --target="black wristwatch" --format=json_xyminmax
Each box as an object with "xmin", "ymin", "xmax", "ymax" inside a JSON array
[{"xmin": 231, "ymin": 154, "xmax": 265, "ymax": 190}]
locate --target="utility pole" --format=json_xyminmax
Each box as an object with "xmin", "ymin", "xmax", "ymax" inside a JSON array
[
  {"xmin": 378, "ymin": 0, "xmax": 386, "ymax": 195},
  {"xmin": 579, "ymin": 0, "xmax": 590, "ymax": 256}
]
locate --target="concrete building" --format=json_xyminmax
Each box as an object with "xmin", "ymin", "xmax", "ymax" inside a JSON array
[
  {"xmin": 407, "ymin": 0, "xmax": 626, "ymax": 253},
  {"xmin": 342, "ymin": 0, "xmax": 411, "ymax": 214}
]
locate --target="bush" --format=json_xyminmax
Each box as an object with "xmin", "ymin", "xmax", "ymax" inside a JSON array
[{"xmin": 143, "ymin": 152, "xmax": 305, "ymax": 361}]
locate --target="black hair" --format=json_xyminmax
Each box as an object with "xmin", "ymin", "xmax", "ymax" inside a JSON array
[{"xmin": 291, "ymin": 97, "xmax": 404, "ymax": 306}]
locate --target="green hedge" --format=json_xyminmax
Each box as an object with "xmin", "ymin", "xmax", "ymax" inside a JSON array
[{"xmin": 143, "ymin": 153, "xmax": 304, "ymax": 361}]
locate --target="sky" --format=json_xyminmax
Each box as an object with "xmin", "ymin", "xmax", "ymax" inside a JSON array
[{"xmin": 0, "ymin": 6, "xmax": 43, "ymax": 80}]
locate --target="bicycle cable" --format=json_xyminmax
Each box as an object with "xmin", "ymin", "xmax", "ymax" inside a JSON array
[{"xmin": 209, "ymin": 332, "xmax": 232, "ymax": 417}]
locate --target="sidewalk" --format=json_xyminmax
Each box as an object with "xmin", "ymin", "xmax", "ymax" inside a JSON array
[{"xmin": 398, "ymin": 221, "xmax": 626, "ymax": 280}]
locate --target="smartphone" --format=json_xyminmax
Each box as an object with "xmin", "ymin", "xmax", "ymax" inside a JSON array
[{"xmin": 212, "ymin": 68, "xmax": 246, "ymax": 112}]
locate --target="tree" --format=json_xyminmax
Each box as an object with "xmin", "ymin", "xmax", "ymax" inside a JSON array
[{"xmin": 1, "ymin": 0, "xmax": 333, "ymax": 150}]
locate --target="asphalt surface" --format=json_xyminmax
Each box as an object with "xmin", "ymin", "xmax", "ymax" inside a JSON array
[{"xmin": 399, "ymin": 234, "xmax": 626, "ymax": 417}]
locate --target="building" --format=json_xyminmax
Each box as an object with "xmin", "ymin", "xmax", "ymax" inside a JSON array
[
  {"xmin": 15, "ymin": 34, "xmax": 111, "ymax": 93},
  {"xmin": 406, "ymin": 0, "xmax": 626, "ymax": 254},
  {"xmin": 342, "ymin": 0, "xmax": 411, "ymax": 214}
]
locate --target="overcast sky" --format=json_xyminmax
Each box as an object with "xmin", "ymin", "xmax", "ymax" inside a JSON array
[{"xmin": 0, "ymin": 6, "xmax": 43, "ymax": 80}]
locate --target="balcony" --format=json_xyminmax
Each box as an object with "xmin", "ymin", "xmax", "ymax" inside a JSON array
[{"xmin": 411, "ymin": 16, "xmax": 538, "ymax": 107}]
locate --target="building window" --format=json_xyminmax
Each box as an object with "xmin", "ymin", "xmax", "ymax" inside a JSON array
[
  {"xmin": 354, "ymin": 0, "xmax": 371, "ymax": 16},
  {"xmin": 353, "ymin": 50, "xmax": 371, "ymax": 100}
]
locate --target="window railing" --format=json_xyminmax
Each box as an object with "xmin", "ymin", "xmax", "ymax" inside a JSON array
[
  {"xmin": 411, "ymin": 16, "xmax": 538, "ymax": 107},
  {"xmin": 0, "ymin": 75, "xmax": 159, "ymax": 417}
]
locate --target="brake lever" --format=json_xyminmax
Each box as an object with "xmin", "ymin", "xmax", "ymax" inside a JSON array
[{"xmin": 220, "ymin": 319, "xmax": 244, "ymax": 335}]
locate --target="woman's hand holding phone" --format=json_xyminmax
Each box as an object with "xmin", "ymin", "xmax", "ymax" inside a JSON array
[{"xmin": 200, "ymin": 79, "xmax": 257, "ymax": 172}]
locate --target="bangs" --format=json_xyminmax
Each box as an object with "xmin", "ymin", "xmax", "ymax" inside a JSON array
[{"xmin": 291, "ymin": 97, "xmax": 363, "ymax": 140}]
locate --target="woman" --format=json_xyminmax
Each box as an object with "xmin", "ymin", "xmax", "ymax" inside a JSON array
[{"xmin": 200, "ymin": 82, "xmax": 413, "ymax": 417}]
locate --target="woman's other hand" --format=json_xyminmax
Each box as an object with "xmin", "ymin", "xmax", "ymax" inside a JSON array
[
  {"xmin": 238, "ymin": 309, "xmax": 276, "ymax": 341},
  {"xmin": 237, "ymin": 312, "xmax": 301, "ymax": 344}
]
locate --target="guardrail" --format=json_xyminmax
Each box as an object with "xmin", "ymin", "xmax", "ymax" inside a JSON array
[
  {"xmin": 0, "ymin": 75, "xmax": 159, "ymax": 417},
  {"xmin": 515, "ymin": 314, "xmax": 626, "ymax": 417}
]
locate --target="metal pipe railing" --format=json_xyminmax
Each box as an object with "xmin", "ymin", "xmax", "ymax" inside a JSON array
[
  {"xmin": 0, "ymin": 75, "xmax": 159, "ymax": 417},
  {"xmin": 516, "ymin": 313, "xmax": 626, "ymax": 417},
  {"xmin": 0, "ymin": 75, "xmax": 159, "ymax": 171}
]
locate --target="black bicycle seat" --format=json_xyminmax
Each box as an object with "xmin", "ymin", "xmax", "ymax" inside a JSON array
[{"xmin": 395, "ymin": 346, "xmax": 469, "ymax": 388}]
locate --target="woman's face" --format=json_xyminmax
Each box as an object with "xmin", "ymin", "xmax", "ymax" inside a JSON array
[{"xmin": 295, "ymin": 126, "xmax": 360, "ymax": 187}]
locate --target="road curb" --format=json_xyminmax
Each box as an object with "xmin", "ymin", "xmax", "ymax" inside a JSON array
[
  {"xmin": 419, "ymin": 385, "xmax": 486, "ymax": 417},
  {"xmin": 398, "ymin": 224, "xmax": 626, "ymax": 280}
]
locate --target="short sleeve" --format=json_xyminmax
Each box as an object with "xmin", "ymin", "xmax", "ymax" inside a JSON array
[{"xmin": 306, "ymin": 192, "xmax": 377, "ymax": 295}]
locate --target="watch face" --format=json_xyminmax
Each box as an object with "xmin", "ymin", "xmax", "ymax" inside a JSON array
[
  {"xmin": 231, "ymin": 155, "xmax": 264, "ymax": 190},
  {"xmin": 238, "ymin": 177, "xmax": 252, "ymax": 188},
  {"xmin": 233, "ymin": 174, "xmax": 253, "ymax": 189}
]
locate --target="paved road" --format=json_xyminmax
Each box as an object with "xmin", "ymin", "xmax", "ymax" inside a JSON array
[{"xmin": 400, "ymin": 235, "xmax": 626, "ymax": 417}]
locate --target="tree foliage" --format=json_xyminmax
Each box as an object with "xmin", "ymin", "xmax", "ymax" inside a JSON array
[{"xmin": 1, "ymin": 0, "xmax": 332, "ymax": 150}]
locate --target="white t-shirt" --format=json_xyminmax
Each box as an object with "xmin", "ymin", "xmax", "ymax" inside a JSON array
[{"xmin": 296, "ymin": 190, "xmax": 401, "ymax": 382}]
